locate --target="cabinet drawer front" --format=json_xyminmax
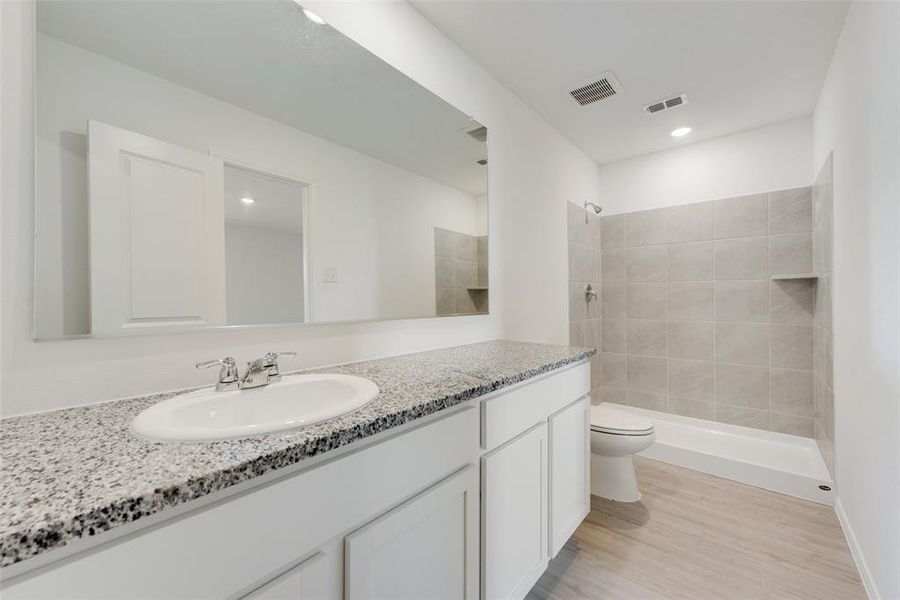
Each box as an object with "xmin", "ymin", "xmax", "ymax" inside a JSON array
[
  {"xmin": 481, "ymin": 424, "xmax": 548, "ymax": 600},
  {"xmin": 480, "ymin": 362, "xmax": 589, "ymax": 452},
  {"xmin": 345, "ymin": 466, "xmax": 479, "ymax": 600}
]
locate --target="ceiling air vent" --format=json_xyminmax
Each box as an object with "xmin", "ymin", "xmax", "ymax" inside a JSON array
[
  {"xmin": 569, "ymin": 71, "xmax": 622, "ymax": 106},
  {"xmin": 466, "ymin": 125, "xmax": 488, "ymax": 143},
  {"xmin": 644, "ymin": 93, "xmax": 688, "ymax": 115}
]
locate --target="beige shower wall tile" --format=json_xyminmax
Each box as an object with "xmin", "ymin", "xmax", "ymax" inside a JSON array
[
  {"xmin": 770, "ymin": 233, "xmax": 813, "ymax": 276},
  {"xmin": 626, "ymin": 208, "xmax": 667, "ymax": 247},
  {"xmin": 667, "ymin": 282, "xmax": 714, "ymax": 321},
  {"xmin": 599, "ymin": 386, "xmax": 628, "ymax": 405},
  {"xmin": 601, "ymin": 214, "xmax": 625, "ymax": 249},
  {"xmin": 716, "ymin": 322, "xmax": 769, "ymax": 366},
  {"xmin": 601, "ymin": 319, "xmax": 627, "ymax": 353},
  {"xmin": 715, "ymin": 193, "xmax": 768, "ymax": 239},
  {"xmin": 627, "ymin": 319, "xmax": 667, "ymax": 357},
  {"xmin": 668, "ymin": 359, "xmax": 715, "ymax": 401},
  {"xmin": 770, "ymin": 279, "xmax": 814, "ymax": 324},
  {"xmin": 436, "ymin": 287, "xmax": 454, "ymax": 315},
  {"xmin": 435, "ymin": 256, "xmax": 453, "ymax": 287},
  {"xmin": 451, "ymin": 259, "xmax": 476, "ymax": 287},
  {"xmin": 569, "ymin": 283, "xmax": 587, "ymax": 322},
  {"xmin": 600, "ymin": 352, "xmax": 628, "ymax": 388},
  {"xmin": 715, "ymin": 237, "xmax": 769, "ymax": 280},
  {"xmin": 601, "ymin": 249, "xmax": 625, "ymax": 283},
  {"xmin": 667, "ymin": 241, "xmax": 713, "ymax": 282},
  {"xmin": 669, "ymin": 396, "xmax": 715, "ymax": 420},
  {"xmin": 626, "ymin": 284, "xmax": 667, "ymax": 319},
  {"xmin": 601, "ymin": 284, "xmax": 626, "ymax": 319},
  {"xmin": 627, "ymin": 390, "xmax": 667, "ymax": 411},
  {"xmin": 771, "ymin": 368, "xmax": 814, "ymax": 417},
  {"xmin": 770, "ymin": 413, "xmax": 814, "ymax": 437},
  {"xmin": 715, "ymin": 280, "xmax": 769, "ymax": 322},
  {"xmin": 668, "ymin": 322, "xmax": 714, "ymax": 361},
  {"xmin": 434, "ymin": 227, "xmax": 454, "ymax": 258},
  {"xmin": 626, "ymin": 245, "xmax": 667, "ymax": 282},
  {"xmin": 771, "ymin": 324, "xmax": 813, "ymax": 370},
  {"xmin": 452, "ymin": 231, "xmax": 476, "ymax": 261},
  {"xmin": 716, "ymin": 404, "xmax": 770, "ymax": 429},
  {"xmin": 666, "ymin": 201, "xmax": 714, "ymax": 243},
  {"xmin": 716, "ymin": 364, "xmax": 770, "ymax": 409},
  {"xmin": 770, "ymin": 187, "xmax": 812, "ymax": 234},
  {"xmin": 627, "ymin": 355, "xmax": 667, "ymax": 395}
]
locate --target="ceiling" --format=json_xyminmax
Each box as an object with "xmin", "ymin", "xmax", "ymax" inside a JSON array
[
  {"xmin": 37, "ymin": 0, "xmax": 487, "ymax": 195},
  {"xmin": 412, "ymin": 0, "xmax": 849, "ymax": 164},
  {"xmin": 224, "ymin": 165, "xmax": 307, "ymax": 234}
]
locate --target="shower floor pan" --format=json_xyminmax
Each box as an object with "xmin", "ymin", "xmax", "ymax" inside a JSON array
[{"xmin": 604, "ymin": 403, "xmax": 834, "ymax": 505}]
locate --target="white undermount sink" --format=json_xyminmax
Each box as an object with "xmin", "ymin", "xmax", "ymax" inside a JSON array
[{"xmin": 131, "ymin": 374, "xmax": 379, "ymax": 442}]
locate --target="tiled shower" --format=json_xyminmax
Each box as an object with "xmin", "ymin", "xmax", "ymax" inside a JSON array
[{"xmin": 569, "ymin": 183, "xmax": 834, "ymax": 443}]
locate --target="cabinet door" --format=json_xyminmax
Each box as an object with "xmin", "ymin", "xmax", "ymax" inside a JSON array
[
  {"xmin": 242, "ymin": 541, "xmax": 340, "ymax": 600},
  {"xmin": 344, "ymin": 466, "xmax": 479, "ymax": 600},
  {"xmin": 481, "ymin": 423, "xmax": 548, "ymax": 600},
  {"xmin": 548, "ymin": 396, "xmax": 590, "ymax": 557}
]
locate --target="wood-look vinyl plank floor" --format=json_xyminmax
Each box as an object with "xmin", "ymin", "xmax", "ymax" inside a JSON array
[{"xmin": 527, "ymin": 457, "xmax": 866, "ymax": 600}]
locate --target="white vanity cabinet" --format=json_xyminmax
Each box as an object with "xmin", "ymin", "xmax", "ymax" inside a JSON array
[
  {"xmin": 3, "ymin": 360, "xmax": 591, "ymax": 600},
  {"xmin": 478, "ymin": 362, "xmax": 591, "ymax": 600}
]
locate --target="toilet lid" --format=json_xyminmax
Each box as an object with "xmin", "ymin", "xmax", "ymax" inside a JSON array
[{"xmin": 590, "ymin": 404, "xmax": 654, "ymax": 435}]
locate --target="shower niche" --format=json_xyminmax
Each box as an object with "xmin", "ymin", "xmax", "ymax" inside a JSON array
[{"xmin": 434, "ymin": 227, "xmax": 489, "ymax": 316}]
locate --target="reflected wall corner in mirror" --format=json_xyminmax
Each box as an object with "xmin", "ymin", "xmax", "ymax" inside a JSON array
[{"xmin": 33, "ymin": 0, "xmax": 488, "ymax": 340}]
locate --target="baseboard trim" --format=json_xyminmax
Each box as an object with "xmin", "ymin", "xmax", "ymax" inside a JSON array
[{"xmin": 834, "ymin": 498, "xmax": 880, "ymax": 600}]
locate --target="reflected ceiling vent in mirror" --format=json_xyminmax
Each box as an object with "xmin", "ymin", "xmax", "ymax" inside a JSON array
[
  {"xmin": 644, "ymin": 93, "xmax": 689, "ymax": 115},
  {"xmin": 569, "ymin": 71, "xmax": 622, "ymax": 106},
  {"xmin": 466, "ymin": 125, "xmax": 488, "ymax": 143}
]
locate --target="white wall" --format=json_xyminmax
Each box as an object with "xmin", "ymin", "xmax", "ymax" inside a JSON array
[
  {"xmin": 596, "ymin": 117, "xmax": 812, "ymax": 214},
  {"xmin": 812, "ymin": 2, "xmax": 900, "ymax": 598},
  {"xmin": 34, "ymin": 33, "xmax": 479, "ymax": 335},
  {"xmin": 1, "ymin": 1, "xmax": 600, "ymax": 416},
  {"xmin": 225, "ymin": 225, "xmax": 305, "ymax": 326}
]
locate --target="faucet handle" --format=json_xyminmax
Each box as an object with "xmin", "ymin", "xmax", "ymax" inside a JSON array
[
  {"xmin": 263, "ymin": 352, "xmax": 298, "ymax": 380},
  {"xmin": 263, "ymin": 351, "xmax": 298, "ymax": 364},
  {"xmin": 196, "ymin": 356, "xmax": 239, "ymax": 390}
]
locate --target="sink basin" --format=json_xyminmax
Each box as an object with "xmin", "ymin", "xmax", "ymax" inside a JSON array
[{"xmin": 131, "ymin": 374, "xmax": 379, "ymax": 442}]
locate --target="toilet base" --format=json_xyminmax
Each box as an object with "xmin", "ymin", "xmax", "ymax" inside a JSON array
[{"xmin": 591, "ymin": 454, "xmax": 641, "ymax": 502}]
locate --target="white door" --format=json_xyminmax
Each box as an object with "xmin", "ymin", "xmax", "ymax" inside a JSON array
[
  {"xmin": 548, "ymin": 396, "xmax": 590, "ymax": 557},
  {"xmin": 88, "ymin": 120, "xmax": 225, "ymax": 334},
  {"xmin": 481, "ymin": 423, "xmax": 548, "ymax": 600},
  {"xmin": 344, "ymin": 466, "xmax": 479, "ymax": 600}
]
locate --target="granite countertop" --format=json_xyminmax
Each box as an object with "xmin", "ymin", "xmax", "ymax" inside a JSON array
[{"xmin": 0, "ymin": 340, "xmax": 593, "ymax": 568}]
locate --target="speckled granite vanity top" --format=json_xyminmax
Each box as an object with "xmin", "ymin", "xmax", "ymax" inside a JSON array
[{"xmin": 0, "ymin": 340, "xmax": 593, "ymax": 567}]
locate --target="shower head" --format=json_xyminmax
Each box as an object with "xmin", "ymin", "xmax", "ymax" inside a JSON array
[{"xmin": 584, "ymin": 202, "xmax": 602, "ymax": 214}]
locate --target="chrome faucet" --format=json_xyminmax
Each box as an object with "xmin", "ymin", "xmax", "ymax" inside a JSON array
[
  {"xmin": 196, "ymin": 352, "xmax": 298, "ymax": 391},
  {"xmin": 195, "ymin": 356, "xmax": 239, "ymax": 392},
  {"xmin": 240, "ymin": 352, "xmax": 298, "ymax": 389}
]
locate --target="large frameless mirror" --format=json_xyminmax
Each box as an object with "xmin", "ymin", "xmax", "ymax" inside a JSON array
[{"xmin": 33, "ymin": 0, "xmax": 488, "ymax": 339}]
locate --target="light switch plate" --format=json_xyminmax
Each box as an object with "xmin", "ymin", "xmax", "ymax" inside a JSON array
[{"xmin": 322, "ymin": 267, "xmax": 339, "ymax": 283}]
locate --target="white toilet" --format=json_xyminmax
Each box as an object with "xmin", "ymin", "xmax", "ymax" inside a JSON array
[{"xmin": 590, "ymin": 404, "xmax": 655, "ymax": 502}]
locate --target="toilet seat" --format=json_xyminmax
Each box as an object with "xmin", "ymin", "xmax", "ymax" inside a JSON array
[{"xmin": 590, "ymin": 404, "xmax": 654, "ymax": 436}]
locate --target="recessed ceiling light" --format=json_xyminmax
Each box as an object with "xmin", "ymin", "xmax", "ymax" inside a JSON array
[
  {"xmin": 670, "ymin": 127, "xmax": 692, "ymax": 138},
  {"xmin": 301, "ymin": 7, "xmax": 326, "ymax": 25},
  {"xmin": 241, "ymin": 197, "xmax": 256, "ymax": 205}
]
